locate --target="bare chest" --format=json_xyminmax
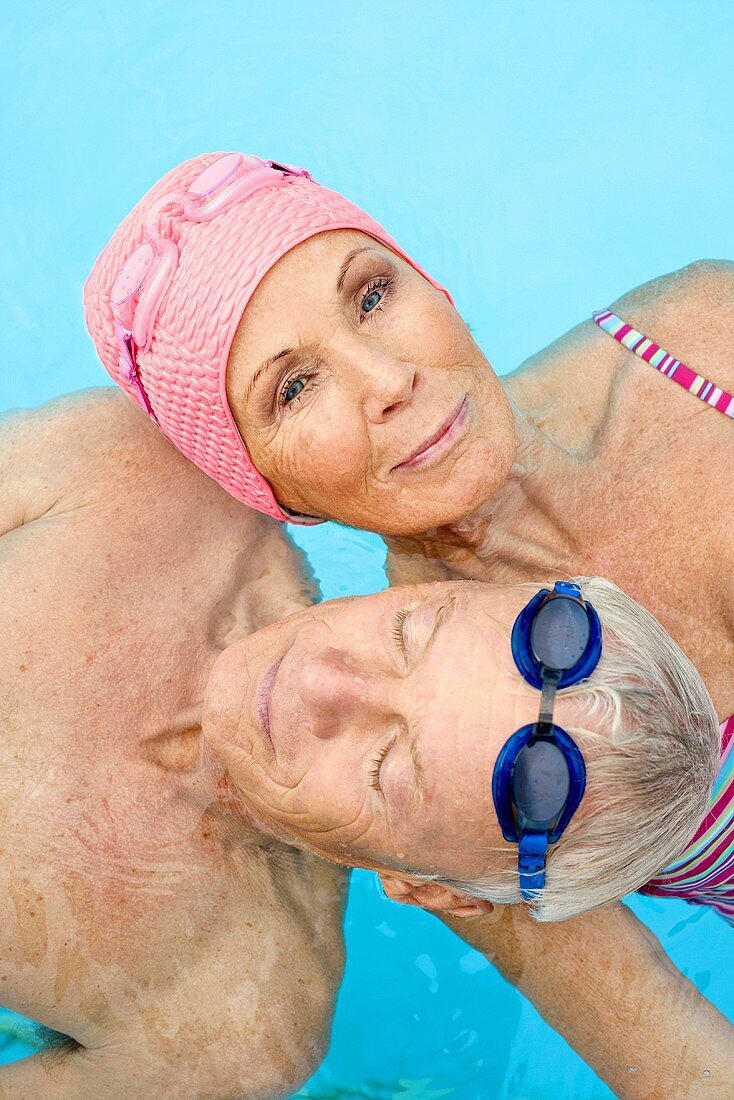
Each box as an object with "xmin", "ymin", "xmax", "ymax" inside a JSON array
[{"xmin": 0, "ymin": 501, "xmax": 339, "ymax": 1042}]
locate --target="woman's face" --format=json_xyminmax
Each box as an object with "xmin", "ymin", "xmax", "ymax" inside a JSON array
[
  {"xmin": 226, "ymin": 231, "xmax": 515, "ymax": 534},
  {"xmin": 202, "ymin": 582, "xmax": 565, "ymax": 882}
]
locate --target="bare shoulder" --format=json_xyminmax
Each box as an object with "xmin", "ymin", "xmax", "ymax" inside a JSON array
[
  {"xmin": 610, "ymin": 259, "xmax": 734, "ymax": 392},
  {"xmin": 0, "ymin": 388, "xmax": 270, "ymax": 542},
  {"xmin": 0, "ymin": 389, "xmax": 157, "ymax": 534},
  {"xmin": 611, "ymin": 258, "xmax": 734, "ymax": 316},
  {"xmin": 386, "ymin": 538, "xmax": 454, "ymax": 586},
  {"xmin": 0, "ymin": 387, "xmax": 148, "ymax": 467}
]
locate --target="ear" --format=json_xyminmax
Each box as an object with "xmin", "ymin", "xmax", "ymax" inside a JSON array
[{"xmin": 378, "ymin": 873, "xmax": 494, "ymax": 919}]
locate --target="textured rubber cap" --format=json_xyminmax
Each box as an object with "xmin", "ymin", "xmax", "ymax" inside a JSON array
[{"xmin": 83, "ymin": 153, "xmax": 452, "ymax": 521}]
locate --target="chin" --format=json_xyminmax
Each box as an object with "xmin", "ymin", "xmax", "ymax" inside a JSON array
[
  {"xmin": 388, "ymin": 461, "xmax": 508, "ymax": 536},
  {"xmin": 444, "ymin": 438, "xmax": 514, "ymax": 519},
  {"xmin": 227, "ymin": 785, "xmax": 301, "ymax": 849}
]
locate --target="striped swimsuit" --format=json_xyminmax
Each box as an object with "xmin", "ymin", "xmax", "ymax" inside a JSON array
[{"xmin": 593, "ymin": 310, "xmax": 734, "ymax": 924}]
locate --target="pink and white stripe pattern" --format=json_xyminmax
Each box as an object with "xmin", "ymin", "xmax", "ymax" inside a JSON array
[
  {"xmin": 640, "ymin": 716, "xmax": 734, "ymax": 925},
  {"xmin": 593, "ymin": 307, "xmax": 734, "ymax": 922},
  {"xmin": 593, "ymin": 309, "xmax": 734, "ymax": 420}
]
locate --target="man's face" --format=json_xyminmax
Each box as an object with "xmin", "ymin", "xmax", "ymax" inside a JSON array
[{"xmin": 203, "ymin": 582, "xmax": 559, "ymax": 882}]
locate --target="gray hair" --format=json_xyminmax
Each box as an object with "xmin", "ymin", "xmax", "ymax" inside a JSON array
[{"xmin": 439, "ymin": 577, "xmax": 721, "ymax": 921}]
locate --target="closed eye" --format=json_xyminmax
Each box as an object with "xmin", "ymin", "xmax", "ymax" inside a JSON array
[
  {"xmin": 369, "ymin": 741, "xmax": 393, "ymax": 791},
  {"xmin": 390, "ymin": 595, "xmax": 456, "ymax": 667},
  {"xmin": 392, "ymin": 608, "xmax": 410, "ymax": 656}
]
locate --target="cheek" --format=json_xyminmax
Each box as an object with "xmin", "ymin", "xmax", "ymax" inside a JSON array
[
  {"xmin": 279, "ymin": 776, "xmax": 379, "ymax": 863},
  {"xmin": 405, "ymin": 294, "xmax": 472, "ymax": 368},
  {"xmin": 272, "ymin": 745, "xmax": 370, "ymax": 822},
  {"xmin": 263, "ymin": 401, "xmax": 374, "ymax": 506}
]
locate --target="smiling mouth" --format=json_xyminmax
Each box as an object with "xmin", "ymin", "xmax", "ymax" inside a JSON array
[
  {"xmin": 256, "ymin": 656, "xmax": 284, "ymax": 747},
  {"xmin": 391, "ymin": 397, "xmax": 468, "ymax": 472}
]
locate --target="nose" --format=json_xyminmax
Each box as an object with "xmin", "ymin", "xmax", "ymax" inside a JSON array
[
  {"xmin": 343, "ymin": 340, "xmax": 417, "ymax": 423},
  {"xmin": 297, "ymin": 647, "xmax": 391, "ymax": 740}
]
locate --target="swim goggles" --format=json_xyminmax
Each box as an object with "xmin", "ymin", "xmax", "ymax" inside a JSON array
[
  {"xmin": 492, "ymin": 581, "xmax": 602, "ymax": 899},
  {"xmin": 109, "ymin": 152, "xmax": 311, "ymax": 421}
]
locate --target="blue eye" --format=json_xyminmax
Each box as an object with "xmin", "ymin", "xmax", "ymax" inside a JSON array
[
  {"xmin": 283, "ymin": 378, "xmax": 305, "ymax": 403},
  {"xmin": 363, "ymin": 290, "xmax": 382, "ymax": 313},
  {"xmin": 359, "ymin": 276, "xmax": 393, "ymax": 322}
]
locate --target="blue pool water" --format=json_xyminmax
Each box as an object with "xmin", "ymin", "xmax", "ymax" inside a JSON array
[{"xmin": 2, "ymin": 4, "xmax": 733, "ymax": 1096}]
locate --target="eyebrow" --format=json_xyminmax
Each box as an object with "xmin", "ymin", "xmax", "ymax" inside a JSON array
[
  {"xmin": 409, "ymin": 737, "xmax": 425, "ymax": 798},
  {"xmin": 335, "ymin": 247, "xmax": 372, "ymax": 294},
  {"xmin": 424, "ymin": 595, "xmax": 457, "ymax": 655},
  {"xmin": 245, "ymin": 346, "xmax": 294, "ymax": 404}
]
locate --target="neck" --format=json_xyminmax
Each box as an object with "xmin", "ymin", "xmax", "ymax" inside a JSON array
[
  {"xmin": 143, "ymin": 698, "xmax": 303, "ymax": 861},
  {"xmin": 410, "ymin": 404, "xmax": 587, "ymax": 583}
]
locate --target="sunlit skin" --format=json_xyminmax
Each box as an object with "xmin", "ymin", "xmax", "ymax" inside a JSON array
[
  {"xmin": 226, "ymin": 230, "xmax": 516, "ymax": 533},
  {"xmin": 220, "ymin": 232, "xmax": 734, "ymax": 1095},
  {"xmin": 202, "ymin": 581, "xmax": 581, "ymax": 888},
  {"xmin": 228, "ymin": 247, "xmax": 734, "ymax": 721}
]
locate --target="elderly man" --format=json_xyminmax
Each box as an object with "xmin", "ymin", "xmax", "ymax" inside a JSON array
[
  {"xmin": 0, "ymin": 389, "xmax": 346, "ymax": 1098},
  {"xmin": 1, "ymin": 389, "xmax": 732, "ymax": 1100}
]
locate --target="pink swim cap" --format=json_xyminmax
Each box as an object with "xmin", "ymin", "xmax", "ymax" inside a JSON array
[{"xmin": 84, "ymin": 152, "xmax": 453, "ymax": 523}]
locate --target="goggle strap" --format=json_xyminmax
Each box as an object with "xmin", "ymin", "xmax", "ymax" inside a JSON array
[
  {"xmin": 518, "ymin": 832, "xmax": 548, "ymax": 899},
  {"xmin": 538, "ymin": 667, "xmax": 561, "ymax": 729}
]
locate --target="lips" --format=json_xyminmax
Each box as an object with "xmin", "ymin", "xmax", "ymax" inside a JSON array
[{"xmin": 391, "ymin": 396, "xmax": 468, "ymax": 472}]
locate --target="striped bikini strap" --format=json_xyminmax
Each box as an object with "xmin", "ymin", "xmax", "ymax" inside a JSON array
[
  {"xmin": 644, "ymin": 715, "xmax": 734, "ymax": 893},
  {"xmin": 593, "ymin": 309, "xmax": 734, "ymax": 420}
]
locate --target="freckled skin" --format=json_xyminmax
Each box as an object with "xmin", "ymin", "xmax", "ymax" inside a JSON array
[
  {"xmin": 229, "ymin": 246, "xmax": 734, "ymax": 717},
  {"xmin": 203, "ymin": 581, "xmax": 554, "ymax": 883},
  {"xmin": 381, "ymin": 261, "xmax": 734, "ymax": 720},
  {"xmin": 224, "ymin": 250, "xmax": 734, "ymax": 1097},
  {"xmin": 227, "ymin": 230, "xmax": 515, "ymax": 534},
  {"xmin": 0, "ymin": 390, "xmax": 346, "ymax": 1099}
]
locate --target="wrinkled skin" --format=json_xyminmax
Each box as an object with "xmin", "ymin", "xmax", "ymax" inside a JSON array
[
  {"xmin": 203, "ymin": 580, "xmax": 581, "ymax": 883},
  {"xmin": 221, "ymin": 250, "xmax": 734, "ymax": 1097},
  {"xmin": 231, "ymin": 250, "xmax": 734, "ymax": 720},
  {"xmin": 226, "ymin": 230, "xmax": 515, "ymax": 533}
]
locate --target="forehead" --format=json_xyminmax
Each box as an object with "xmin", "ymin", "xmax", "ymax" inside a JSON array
[
  {"xmin": 266, "ymin": 228, "xmax": 384, "ymax": 278},
  {"xmin": 240, "ymin": 228, "xmax": 390, "ymax": 319},
  {"xmin": 415, "ymin": 591, "xmax": 515, "ymax": 759},
  {"xmin": 227, "ymin": 229, "xmax": 393, "ymax": 384}
]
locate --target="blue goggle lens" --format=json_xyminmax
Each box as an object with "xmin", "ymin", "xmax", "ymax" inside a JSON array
[
  {"xmin": 530, "ymin": 596, "xmax": 591, "ymax": 670},
  {"xmin": 513, "ymin": 739, "xmax": 571, "ymax": 829}
]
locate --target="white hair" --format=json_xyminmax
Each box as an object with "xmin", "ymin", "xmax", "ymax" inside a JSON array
[{"xmin": 436, "ymin": 577, "xmax": 721, "ymax": 921}]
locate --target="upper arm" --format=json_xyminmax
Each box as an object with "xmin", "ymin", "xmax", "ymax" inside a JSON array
[
  {"xmin": 442, "ymin": 902, "xmax": 734, "ymax": 1099},
  {"xmin": 0, "ymin": 1018, "xmax": 317, "ymax": 1100},
  {"xmin": 0, "ymin": 1042, "xmax": 142, "ymax": 1100}
]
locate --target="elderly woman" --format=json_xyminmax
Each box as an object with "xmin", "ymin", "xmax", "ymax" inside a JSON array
[{"xmin": 83, "ymin": 153, "xmax": 734, "ymax": 1094}]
